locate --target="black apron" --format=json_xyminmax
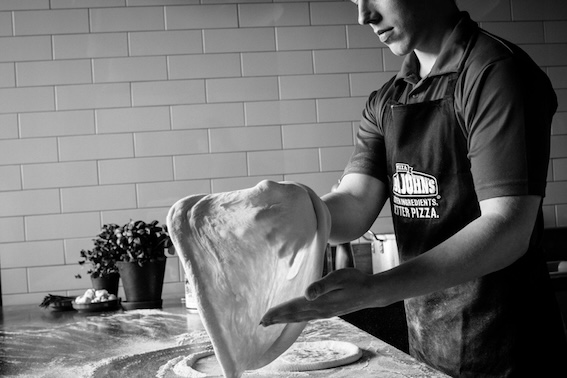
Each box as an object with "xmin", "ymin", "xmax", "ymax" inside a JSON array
[{"xmin": 382, "ymin": 72, "xmax": 567, "ymax": 376}]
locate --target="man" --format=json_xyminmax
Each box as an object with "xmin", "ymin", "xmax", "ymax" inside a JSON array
[{"xmin": 261, "ymin": 0, "xmax": 567, "ymax": 376}]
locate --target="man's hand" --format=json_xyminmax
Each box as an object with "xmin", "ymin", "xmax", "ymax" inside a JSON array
[
  {"xmin": 260, "ymin": 268, "xmax": 374, "ymax": 326},
  {"xmin": 260, "ymin": 194, "xmax": 542, "ymax": 327}
]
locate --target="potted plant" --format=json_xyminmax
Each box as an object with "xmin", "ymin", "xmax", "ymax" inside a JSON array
[
  {"xmin": 75, "ymin": 223, "xmax": 122, "ymax": 295},
  {"xmin": 114, "ymin": 220, "xmax": 174, "ymax": 310}
]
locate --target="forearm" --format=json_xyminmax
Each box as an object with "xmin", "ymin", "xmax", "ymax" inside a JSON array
[
  {"xmin": 369, "ymin": 195, "xmax": 541, "ymax": 307},
  {"xmin": 321, "ymin": 173, "xmax": 388, "ymax": 245},
  {"xmin": 322, "ymin": 192, "xmax": 377, "ymax": 244}
]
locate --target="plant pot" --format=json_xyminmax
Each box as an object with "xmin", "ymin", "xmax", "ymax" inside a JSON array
[
  {"xmin": 90, "ymin": 273, "xmax": 120, "ymax": 296},
  {"xmin": 116, "ymin": 259, "xmax": 166, "ymax": 310}
]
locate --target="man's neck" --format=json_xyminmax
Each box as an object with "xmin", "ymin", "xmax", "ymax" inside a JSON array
[
  {"xmin": 415, "ymin": 51, "xmax": 438, "ymax": 79},
  {"xmin": 414, "ymin": 9, "xmax": 461, "ymax": 79}
]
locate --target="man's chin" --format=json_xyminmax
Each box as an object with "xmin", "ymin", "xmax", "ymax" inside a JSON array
[{"xmin": 386, "ymin": 43, "xmax": 411, "ymax": 57}]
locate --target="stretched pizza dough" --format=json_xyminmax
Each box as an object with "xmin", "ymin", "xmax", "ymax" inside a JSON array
[{"xmin": 167, "ymin": 180, "xmax": 331, "ymax": 378}]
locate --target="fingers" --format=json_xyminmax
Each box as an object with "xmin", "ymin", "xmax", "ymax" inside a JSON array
[
  {"xmin": 260, "ymin": 269, "xmax": 365, "ymax": 327},
  {"xmin": 260, "ymin": 296, "xmax": 318, "ymax": 326},
  {"xmin": 305, "ymin": 282, "xmax": 322, "ymax": 301},
  {"xmin": 305, "ymin": 269, "xmax": 351, "ymax": 301}
]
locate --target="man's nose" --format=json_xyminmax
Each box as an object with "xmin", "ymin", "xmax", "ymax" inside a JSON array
[{"xmin": 357, "ymin": 1, "xmax": 380, "ymax": 26}]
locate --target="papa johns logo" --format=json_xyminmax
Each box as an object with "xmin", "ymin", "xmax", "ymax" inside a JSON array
[
  {"xmin": 392, "ymin": 163, "xmax": 440, "ymax": 219},
  {"xmin": 392, "ymin": 163, "xmax": 437, "ymax": 197}
]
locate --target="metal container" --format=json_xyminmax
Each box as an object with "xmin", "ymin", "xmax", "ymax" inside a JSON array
[
  {"xmin": 365, "ymin": 232, "xmax": 399, "ymax": 274},
  {"xmin": 326, "ymin": 232, "xmax": 399, "ymax": 275}
]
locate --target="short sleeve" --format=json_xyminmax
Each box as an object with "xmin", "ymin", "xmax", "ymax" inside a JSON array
[
  {"xmin": 342, "ymin": 90, "xmax": 390, "ymax": 184},
  {"xmin": 458, "ymin": 55, "xmax": 556, "ymax": 201}
]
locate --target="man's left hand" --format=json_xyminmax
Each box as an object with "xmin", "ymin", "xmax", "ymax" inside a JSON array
[{"xmin": 260, "ymin": 268, "xmax": 374, "ymax": 326}]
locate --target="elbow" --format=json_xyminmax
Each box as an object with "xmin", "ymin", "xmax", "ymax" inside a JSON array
[{"xmin": 479, "ymin": 195, "xmax": 542, "ymax": 269}]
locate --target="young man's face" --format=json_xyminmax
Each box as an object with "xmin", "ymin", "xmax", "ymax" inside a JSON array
[{"xmin": 349, "ymin": 0, "xmax": 432, "ymax": 56}]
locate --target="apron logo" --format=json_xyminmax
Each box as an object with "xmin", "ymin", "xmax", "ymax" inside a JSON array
[{"xmin": 392, "ymin": 163, "xmax": 440, "ymax": 219}]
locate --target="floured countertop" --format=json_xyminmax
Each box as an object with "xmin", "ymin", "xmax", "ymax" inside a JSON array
[{"xmin": 0, "ymin": 299, "xmax": 448, "ymax": 378}]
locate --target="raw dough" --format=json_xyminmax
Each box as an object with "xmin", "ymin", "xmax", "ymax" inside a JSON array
[
  {"xmin": 170, "ymin": 340, "xmax": 362, "ymax": 377},
  {"xmin": 167, "ymin": 180, "xmax": 331, "ymax": 378},
  {"xmin": 263, "ymin": 341, "xmax": 362, "ymax": 372}
]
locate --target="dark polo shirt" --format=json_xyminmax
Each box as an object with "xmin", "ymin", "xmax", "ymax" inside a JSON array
[
  {"xmin": 343, "ymin": 12, "xmax": 565, "ymax": 377},
  {"xmin": 345, "ymin": 12, "xmax": 556, "ymax": 203}
]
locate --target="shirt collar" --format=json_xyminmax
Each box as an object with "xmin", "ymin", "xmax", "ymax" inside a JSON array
[{"xmin": 395, "ymin": 12, "xmax": 478, "ymax": 85}]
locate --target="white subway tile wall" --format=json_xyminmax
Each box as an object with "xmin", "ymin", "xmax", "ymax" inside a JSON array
[{"xmin": 0, "ymin": 0, "xmax": 566, "ymax": 305}]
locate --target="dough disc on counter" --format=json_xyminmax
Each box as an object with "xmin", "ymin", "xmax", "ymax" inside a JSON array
[
  {"xmin": 163, "ymin": 341, "xmax": 363, "ymax": 377},
  {"xmin": 167, "ymin": 180, "xmax": 331, "ymax": 378},
  {"xmin": 263, "ymin": 340, "xmax": 363, "ymax": 372}
]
